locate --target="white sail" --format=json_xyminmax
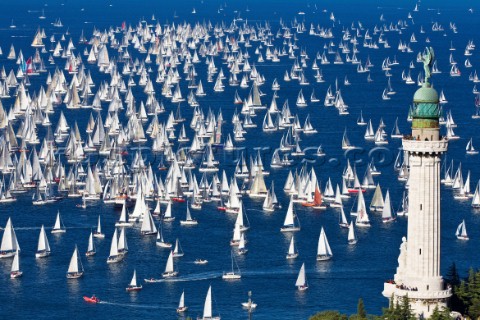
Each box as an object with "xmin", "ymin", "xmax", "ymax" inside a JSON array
[
  {"xmin": 67, "ymin": 246, "xmax": 81, "ymax": 274},
  {"xmin": 1, "ymin": 218, "xmax": 19, "ymax": 254},
  {"xmin": 203, "ymin": 286, "xmax": 213, "ymax": 318},
  {"xmin": 11, "ymin": 250, "xmax": 21, "ymax": 273},
  {"xmin": 52, "ymin": 211, "xmax": 65, "ymax": 232},
  {"xmin": 317, "ymin": 227, "xmax": 332, "ymax": 259},
  {"xmin": 129, "ymin": 269, "xmax": 138, "ymax": 287},
  {"xmin": 382, "ymin": 190, "xmax": 394, "ymax": 221},
  {"xmin": 141, "ymin": 210, "xmax": 158, "ymax": 234},
  {"xmin": 238, "ymin": 233, "xmax": 246, "ymax": 251},
  {"xmin": 165, "ymin": 250, "xmax": 175, "ymax": 273},
  {"xmin": 109, "ymin": 229, "xmax": 119, "ymax": 257},
  {"xmin": 282, "ymin": 198, "xmax": 298, "ymax": 229},
  {"xmin": 178, "ymin": 291, "xmax": 185, "ymax": 309},
  {"xmin": 96, "ymin": 216, "xmax": 102, "ymax": 234},
  {"xmin": 455, "ymin": 220, "xmax": 468, "ymax": 239},
  {"xmin": 87, "ymin": 232, "xmax": 95, "ymax": 252},
  {"xmin": 288, "ymin": 235, "xmax": 296, "ymax": 255},
  {"xmin": 118, "ymin": 227, "xmax": 128, "ymax": 253},
  {"xmin": 295, "ymin": 263, "xmax": 307, "ymax": 287},
  {"xmin": 348, "ymin": 222, "xmax": 357, "ymax": 243},
  {"xmin": 37, "ymin": 225, "xmax": 51, "ymax": 252}
]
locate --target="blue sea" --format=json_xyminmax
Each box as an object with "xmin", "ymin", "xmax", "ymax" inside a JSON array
[{"xmin": 0, "ymin": 0, "xmax": 480, "ymax": 319}]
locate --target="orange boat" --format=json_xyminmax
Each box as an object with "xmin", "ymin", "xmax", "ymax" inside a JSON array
[
  {"xmin": 302, "ymin": 185, "xmax": 325, "ymax": 209},
  {"xmin": 83, "ymin": 295, "xmax": 100, "ymax": 304}
]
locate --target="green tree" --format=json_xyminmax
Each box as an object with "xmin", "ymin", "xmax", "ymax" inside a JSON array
[
  {"xmin": 309, "ymin": 310, "xmax": 348, "ymax": 320},
  {"xmin": 357, "ymin": 298, "xmax": 367, "ymax": 319},
  {"xmin": 445, "ymin": 262, "xmax": 460, "ymax": 287},
  {"xmin": 429, "ymin": 305, "xmax": 451, "ymax": 320},
  {"xmin": 398, "ymin": 295, "xmax": 415, "ymax": 320}
]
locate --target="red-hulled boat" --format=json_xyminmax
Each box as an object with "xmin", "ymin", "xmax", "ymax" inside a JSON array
[{"xmin": 83, "ymin": 295, "xmax": 100, "ymax": 304}]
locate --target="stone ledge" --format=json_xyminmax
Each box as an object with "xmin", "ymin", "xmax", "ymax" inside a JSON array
[
  {"xmin": 382, "ymin": 282, "xmax": 452, "ymax": 300},
  {"xmin": 402, "ymin": 139, "xmax": 448, "ymax": 154}
]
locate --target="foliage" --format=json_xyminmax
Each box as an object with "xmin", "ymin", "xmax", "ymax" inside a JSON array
[
  {"xmin": 453, "ymin": 267, "xmax": 480, "ymax": 319},
  {"xmin": 378, "ymin": 295, "xmax": 415, "ymax": 320},
  {"xmin": 356, "ymin": 299, "xmax": 367, "ymax": 319},
  {"xmin": 445, "ymin": 262, "xmax": 460, "ymax": 287},
  {"xmin": 429, "ymin": 306, "xmax": 452, "ymax": 320},
  {"xmin": 309, "ymin": 310, "xmax": 348, "ymax": 320}
]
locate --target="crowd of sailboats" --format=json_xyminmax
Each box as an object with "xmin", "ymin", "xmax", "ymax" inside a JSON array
[{"xmin": 0, "ymin": 1, "xmax": 479, "ymax": 317}]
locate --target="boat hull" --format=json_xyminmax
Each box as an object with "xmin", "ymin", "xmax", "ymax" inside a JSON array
[{"xmin": 67, "ymin": 272, "xmax": 83, "ymax": 279}]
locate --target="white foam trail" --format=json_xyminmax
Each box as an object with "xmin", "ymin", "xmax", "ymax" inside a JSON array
[
  {"xmin": 145, "ymin": 272, "xmax": 221, "ymax": 283},
  {"xmin": 98, "ymin": 301, "xmax": 170, "ymax": 309}
]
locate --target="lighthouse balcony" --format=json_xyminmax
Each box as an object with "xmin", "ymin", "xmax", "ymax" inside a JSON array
[
  {"xmin": 382, "ymin": 281, "xmax": 452, "ymax": 300},
  {"xmin": 402, "ymin": 137, "xmax": 448, "ymax": 154}
]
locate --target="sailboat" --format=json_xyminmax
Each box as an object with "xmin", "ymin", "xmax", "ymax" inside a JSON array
[
  {"xmin": 391, "ymin": 118, "xmax": 403, "ymax": 138},
  {"xmin": 295, "ymin": 263, "xmax": 308, "ymax": 291},
  {"xmin": 10, "ymin": 250, "xmax": 22, "ymax": 278},
  {"xmin": 472, "ymin": 182, "xmax": 480, "ymax": 208},
  {"xmin": 36, "ymin": 225, "xmax": 51, "ymax": 258},
  {"xmin": 107, "ymin": 229, "xmax": 123, "ymax": 263},
  {"xmin": 173, "ymin": 238, "xmax": 184, "ymax": 257},
  {"xmin": 156, "ymin": 223, "xmax": 172, "ymax": 248},
  {"xmin": 66, "ymin": 245, "xmax": 84, "ymax": 279},
  {"xmin": 382, "ymin": 191, "xmax": 396, "ymax": 223},
  {"xmin": 0, "ymin": 218, "xmax": 20, "ymax": 258},
  {"xmin": 126, "ymin": 269, "xmax": 142, "ymax": 291},
  {"xmin": 199, "ymin": 286, "xmax": 221, "ymax": 320},
  {"xmin": 241, "ymin": 291, "xmax": 257, "ymax": 310},
  {"xmin": 163, "ymin": 201, "xmax": 175, "ymax": 222},
  {"xmin": 347, "ymin": 222, "xmax": 357, "ymax": 244},
  {"xmin": 51, "ymin": 211, "xmax": 66, "ymax": 234},
  {"xmin": 466, "ymin": 138, "xmax": 479, "ymax": 155},
  {"xmin": 222, "ymin": 250, "xmax": 241, "ymax": 280},
  {"xmin": 353, "ymin": 192, "xmax": 371, "ymax": 227},
  {"xmin": 180, "ymin": 203, "xmax": 198, "ymax": 225},
  {"xmin": 338, "ymin": 205, "xmax": 349, "ymax": 229},
  {"xmin": 286, "ymin": 235, "xmax": 298, "ymax": 259},
  {"xmin": 302, "ymin": 183, "xmax": 325, "ymax": 209},
  {"xmin": 280, "ymin": 198, "xmax": 301, "ymax": 232},
  {"xmin": 162, "ymin": 250, "xmax": 178, "ymax": 278},
  {"xmin": 455, "ymin": 220, "xmax": 469, "ymax": 240},
  {"xmin": 177, "ymin": 290, "xmax": 188, "ymax": 313},
  {"xmin": 140, "ymin": 210, "xmax": 158, "ymax": 235},
  {"xmin": 316, "ymin": 227, "xmax": 333, "ymax": 261},
  {"xmin": 369, "ymin": 184, "xmax": 384, "ymax": 212},
  {"xmin": 93, "ymin": 216, "xmax": 105, "ymax": 238},
  {"xmin": 86, "ymin": 231, "xmax": 96, "ymax": 257},
  {"xmin": 357, "ymin": 110, "xmax": 367, "ymax": 126},
  {"xmin": 116, "ymin": 203, "xmax": 133, "ymax": 227}
]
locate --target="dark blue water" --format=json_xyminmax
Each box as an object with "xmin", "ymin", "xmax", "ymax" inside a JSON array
[{"xmin": 0, "ymin": 0, "xmax": 480, "ymax": 319}]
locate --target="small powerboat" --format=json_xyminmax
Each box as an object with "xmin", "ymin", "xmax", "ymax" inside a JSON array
[{"xmin": 83, "ymin": 295, "xmax": 100, "ymax": 304}]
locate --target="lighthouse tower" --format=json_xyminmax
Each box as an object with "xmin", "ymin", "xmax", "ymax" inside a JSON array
[{"xmin": 382, "ymin": 48, "xmax": 451, "ymax": 317}]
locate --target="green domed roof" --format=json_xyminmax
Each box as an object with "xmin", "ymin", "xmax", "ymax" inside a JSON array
[{"xmin": 413, "ymin": 85, "xmax": 439, "ymax": 104}]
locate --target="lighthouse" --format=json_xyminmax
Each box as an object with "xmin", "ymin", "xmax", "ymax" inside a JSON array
[{"xmin": 382, "ymin": 47, "xmax": 451, "ymax": 317}]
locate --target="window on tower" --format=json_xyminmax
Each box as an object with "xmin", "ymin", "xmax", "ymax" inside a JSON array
[
  {"xmin": 419, "ymin": 249, "xmax": 422, "ymax": 255},
  {"xmin": 420, "ymin": 204, "xmax": 422, "ymax": 210}
]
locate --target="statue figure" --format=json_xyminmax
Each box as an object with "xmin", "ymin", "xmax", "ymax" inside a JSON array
[
  {"xmin": 422, "ymin": 47, "xmax": 435, "ymax": 84},
  {"xmin": 397, "ymin": 236, "xmax": 408, "ymax": 275}
]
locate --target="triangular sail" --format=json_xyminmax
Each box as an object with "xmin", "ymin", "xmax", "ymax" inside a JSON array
[
  {"xmin": 203, "ymin": 286, "xmax": 213, "ymax": 318},
  {"xmin": 295, "ymin": 263, "xmax": 307, "ymax": 286}
]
